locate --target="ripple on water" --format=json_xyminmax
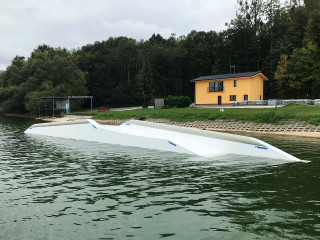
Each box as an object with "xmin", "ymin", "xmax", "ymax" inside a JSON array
[{"xmin": 0, "ymin": 117, "xmax": 320, "ymax": 240}]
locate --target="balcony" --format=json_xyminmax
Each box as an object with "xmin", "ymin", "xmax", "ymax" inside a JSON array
[
  {"xmin": 207, "ymin": 87, "xmax": 224, "ymax": 92},
  {"xmin": 208, "ymin": 81, "xmax": 224, "ymax": 92}
]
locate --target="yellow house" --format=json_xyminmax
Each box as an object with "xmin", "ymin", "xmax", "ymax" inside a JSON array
[{"xmin": 191, "ymin": 71, "xmax": 268, "ymax": 105}]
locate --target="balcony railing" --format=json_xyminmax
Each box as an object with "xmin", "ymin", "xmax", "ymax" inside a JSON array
[{"xmin": 207, "ymin": 87, "xmax": 224, "ymax": 92}]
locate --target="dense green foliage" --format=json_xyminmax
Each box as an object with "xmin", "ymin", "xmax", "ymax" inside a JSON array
[
  {"xmin": 1, "ymin": 0, "xmax": 320, "ymax": 114},
  {"xmin": 164, "ymin": 95, "xmax": 193, "ymax": 108},
  {"xmin": 136, "ymin": 59, "xmax": 155, "ymax": 108},
  {"xmin": 89, "ymin": 105, "xmax": 320, "ymax": 125},
  {"xmin": 0, "ymin": 46, "xmax": 88, "ymax": 113}
]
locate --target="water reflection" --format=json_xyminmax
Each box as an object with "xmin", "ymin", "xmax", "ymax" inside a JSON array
[{"xmin": 0, "ymin": 116, "xmax": 319, "ymax": 240}]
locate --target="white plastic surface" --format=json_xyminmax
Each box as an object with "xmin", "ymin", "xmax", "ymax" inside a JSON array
[{"xmin": 24, "ymin": 119, "xmax": 301, "ymax": 162}]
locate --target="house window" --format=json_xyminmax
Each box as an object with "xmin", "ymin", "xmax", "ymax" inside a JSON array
[
  {"xmin": 244, "ymin": 95, "xmax": 248, "ymax": 101},
  {"xmin": 230, "ymin": 95, "xmax": 236, "ymax": 101},
  {"xmin": 209, "ymin": 81, "xmax": 223, "ymax": 92},
  {"xmin": 234, "ymin": 80, "xmax": 237, "ymax": 87}
]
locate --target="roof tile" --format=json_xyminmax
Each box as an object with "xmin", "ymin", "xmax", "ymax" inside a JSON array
[{"xmin": 191, "ymin": 71, "xmax": 262, "ymax": 81}]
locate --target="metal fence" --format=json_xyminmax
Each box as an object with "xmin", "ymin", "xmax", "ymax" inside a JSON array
[{"xmin": 230, "ymin": 99, "xmax": 320, "ymax": 106}]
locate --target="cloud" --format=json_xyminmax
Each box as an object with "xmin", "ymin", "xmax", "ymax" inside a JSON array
[{"xmin": 0, "ymin": 0, "xmax": 237, "ymax": 70}]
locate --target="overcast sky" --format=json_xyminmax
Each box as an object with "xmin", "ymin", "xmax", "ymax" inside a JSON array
[{"xmin": 0, "ymin": 0, "xmax": 238, "ymax": 70}]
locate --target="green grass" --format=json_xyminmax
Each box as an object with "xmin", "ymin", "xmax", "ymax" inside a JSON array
[{"xmin": 69, "ymin": 105, "xmax": 320, "ymax": 125}]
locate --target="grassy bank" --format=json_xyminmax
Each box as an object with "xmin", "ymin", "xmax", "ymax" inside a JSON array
[{"xmin": 71, "ymin": 105, "xmax": 320, "ymax": 125}]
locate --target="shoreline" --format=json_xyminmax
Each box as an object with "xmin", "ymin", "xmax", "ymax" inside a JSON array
[
  {"xmin": 44, "ymin": 115, "xmax": 320, "ymax": 139},
  {"xmin": 2, "ymin": 114, "xmax": 320, "ymax": 138},
  {"xmin": 3, "ymin": 113, "xmax": 37, "ymax": 119},
  {"xmin": 205, "ymin": 128, "xmax": 320, "ymax": 138}
]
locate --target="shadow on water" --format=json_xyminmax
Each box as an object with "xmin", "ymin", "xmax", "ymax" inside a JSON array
[{"xmin": 0, "ymin": 116, "xmax": 320, "ymax": 240}]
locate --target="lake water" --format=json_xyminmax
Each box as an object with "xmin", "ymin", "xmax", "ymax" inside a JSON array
[{"xmin": 0, "ymin": 116, "xmax": 320, "ymax": 240}]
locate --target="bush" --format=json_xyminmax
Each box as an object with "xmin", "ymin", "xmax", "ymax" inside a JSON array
[
  {"xmin": 208, "ymin": 112, "xmax": 220, "ymax": 120},
  {"xmin": 309, "ymin": 118, "xmax": 320, "ymax": 126},
  {"xmin": 164, "ymin": 95, "xmax": 192, "ymax": 108},
  {"xmin": 258, "ymin": 108, "xmax": 280, "ymax": 123}
]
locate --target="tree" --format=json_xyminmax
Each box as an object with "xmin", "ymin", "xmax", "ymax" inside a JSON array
[
  {"xmin": 0, "ymin": 56, "xmax": 26, "ymax": 87},
  {"xmin": 24, "ymin": 49, "xmax": 88, "ymax": 113},
  {"xmin": 3, "ymin": 0, "xmax": 320, "ymax": 114},
  {"xmin": 136, "ymin": 59, "xmax": 154, "ymax": 108},
  {"xmin": 274, "ymin": 54, "xmax": 290, "ymax": 98},
  {"xmin": 262, "ymin": 0, "xmax": 288, "ymax": 98},
  {"xmin": 0, "ymin": 45, "xmax": 88, "ymax": 114},
  {"xmin": 275, "ymin": 41, "xmax": 320, "ymax": 99},
  {"xmin": 232, "ymin": 0, "xmax": 264, "ymax": 71},
  {"xmin": 288, "ymin": 42, "xmax": 320, "ymax": 98},
  {"xmin": 303, "ymin": 7, "xmax": 320, "ymax": 46}
]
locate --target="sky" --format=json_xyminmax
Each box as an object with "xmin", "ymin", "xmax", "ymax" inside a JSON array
[{"xmin": 0, "ymin": 0, "xmax": 238, "ymax": 70}]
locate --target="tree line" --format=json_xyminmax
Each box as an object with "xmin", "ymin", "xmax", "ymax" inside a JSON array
[{"xmin": 0, "ymin": 0, "xmax": 319, "ymax": 114}]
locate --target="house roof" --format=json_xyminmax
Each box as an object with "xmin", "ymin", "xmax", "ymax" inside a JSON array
[{"xmin": 191, "ymin": 71, "xmax": 267, "ymax": 81}]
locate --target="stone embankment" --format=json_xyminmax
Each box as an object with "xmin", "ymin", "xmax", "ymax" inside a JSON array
[{"xmin": 96, "ymin": 118, "xmax": 320, "ymax": 138}]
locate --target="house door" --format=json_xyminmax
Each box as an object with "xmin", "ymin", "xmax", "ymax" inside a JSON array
[
  {"xmin": 218, "ymin": 96, "xmax": 222, "ymax": 105},
  {"xmin": 244, "ymin": 95, "xmax": 248, "ymax": 101}
]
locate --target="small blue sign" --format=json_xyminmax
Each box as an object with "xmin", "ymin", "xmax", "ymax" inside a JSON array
[
  {"xmin": 168, "ymin": 141, "xmax": 177, "ymax": 147},
  {"xmin": 255, "ymin": 146, "xmax": 268, "ymax": 150}
]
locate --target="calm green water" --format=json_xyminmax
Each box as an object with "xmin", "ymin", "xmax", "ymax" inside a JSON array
[{"xmin": 0, "ymin": 116, "xmax": 320, "ymax": 240}]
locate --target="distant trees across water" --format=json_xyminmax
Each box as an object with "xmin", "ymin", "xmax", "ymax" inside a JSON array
[{"xmin": 0, "ymin": 0, "xmax": 320, "ymax": 113}]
